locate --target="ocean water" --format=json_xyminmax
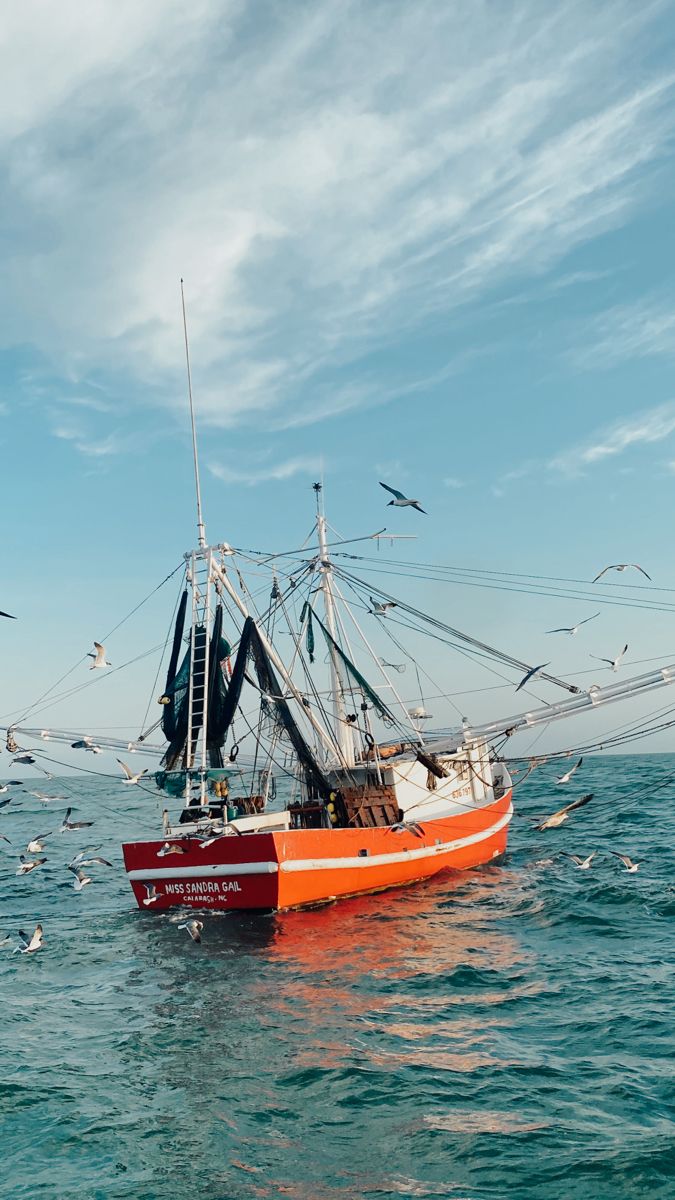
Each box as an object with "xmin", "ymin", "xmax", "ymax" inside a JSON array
[{"xmin": 1, "ymin": 754, "xmax": 674, "ymax": 1200}]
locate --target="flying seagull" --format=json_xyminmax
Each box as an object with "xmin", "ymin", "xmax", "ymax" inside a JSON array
[
  {"xmin": 87, "ymin": 642, "xmax": 112, "ymax": 670},
  {"xmin": 556, "ymin": 757, "xmax": 583, "ymax": 785},
  {"xmin": 545, "ymin": 613, "xmax": 600, "ymax": 636},
  {"xmin": 157, "ymin": 841, "xmax": 188, "ymax": 857},
  {"xmin": 561, "ymin": 851, "xmax": 596, "ymax": 870},
  {"xmin": 535, "ymin": 793, "xmax": 594, "ymax": 831},
  {"xmin": 117, "ymin": 760, "xmax": 148, "ymax": 785},
  {"xmin": 611, "ymin": 851, "xmax": 641, "ymax": 873},
  {"xmin": 516, "ymin": 663, "xmax": 550, "ymax": 692},
  {"xmin": 72, "ymin": 855, "xmax": 112, "ymax": 869},
  {"xmin": 60, "ymin": 807, "xmax": 94, "ymax": 832},
  {"xmin": 369, "ymin": 597, "xmax": 397, "ymax": 615},
  {"xmin": 178, "ymin": 920, "xmax": 204, "ymax": 943},
  {"xmin": 0, "ymin": 609, "xmax": 16, "ymax": 619},
  {"xmin": 142, "ymin": 884, "xmax": 159, "ymax": 906},
  {"xmin": 12, "ymin": 754, "xmax": 36, "ymax": 766},
  {"xmin": 0, "ymin": 833, "xmax": 11, "ymax": 844},
  {"xmin": 26, "ymin": 832, "xmax": 52, "ymax": 853},
  {"xmin": 592, "ymin": 564, "xmax": 651, "ymax": 583},
  {"xmin": 591, "ymin": 644, "xmax": 628, "ymax": 672},
  {"xmin": 30, "ymin": 791, "xmax": 66, "ymax": 803},
  {"xmin": 68, "ymin": 865, "xmax": 92, "ymax": 891},
  {"xmin": 379, "ymin": 482, "xmax": 427, "ymax": 514},
  {"xmin": 389, "ymin": 820, "xmax": 425, "ymax": 838},
  {"xmin": 16, "ymin": 855, "xmax": 47, "ymax": 875},
  {"xmin": 14, "ymin": 924, "xmax": 44, "ymax": 953}
]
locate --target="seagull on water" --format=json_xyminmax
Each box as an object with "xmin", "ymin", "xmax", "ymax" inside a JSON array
[
  {"xmin": 592, "ymin": 564, "xmax": 651, "ymax": 583},
  {"xmin": 142, "ymin": 884, "xmax": 159, "ymax": 906},
  {"xmin": 379, "ymin": 482, "xmax": 427, "ymax": 514},
  {"xmin": 117, "ymin": 759, "xmax": 148, "ymax": 785},
  {"xmin": 60, "ymin": 807, "xmax": 94, "ymax": 833},
  {"xmin": 561, "ymin": 851, "xmax": 596, "ymax": 870},
  {"xmin": 516, "ymin": 663, "xmax": 550, "ymax": 692},
  {"xmin": 591, "ymin": 644, "xmax": 628, "ymax": 672},
  {"xmin": 87, "ymin": 642, "xmax": 112, "ymax": 669},
  {"xmin": 535, "ymin": 793, "xmax": 594, "ymax": 831},
  {"xmin": 68, "ymin": 865, "xmax": 92, "ymax": 891},
  {"xmin": 14, "ymin": 924, "xmax": 44, "ymax": 953},
  {"xmin": 369, "ymin": 597, "xmax": 397, "ymax": 615},
  {"xmin": 611, "ymin": 851, "xmax": 641, "ymax": 873},
  {"xmin": 556, "ymin": 757, "xmax": 583, "ymax": 785},
  {"xmin": 16, "ymin": 855, "xmax": 47, "ymax": 875},
  {"xmin": 26, "ymin": 832, "xmax": 52, "ymax": 853},
  {"xmin": 178, "ymin": 920, "xmax": 204, "ymax": 943},
  {"xmin": 545, "ymin": 613, "xmax": 600, "ymax": 636}
]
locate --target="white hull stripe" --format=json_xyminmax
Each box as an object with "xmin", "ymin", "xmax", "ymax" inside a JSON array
[
  {"xmin": 126, "ymin": 805, "xmax": 512, "ymax": 883},
  {"xmin": 281, "ymin": 803, "xmax": 512, "ymax": 872}
]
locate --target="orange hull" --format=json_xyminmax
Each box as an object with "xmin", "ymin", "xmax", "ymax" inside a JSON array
[{"xmin": 122, "ymin": 790, "xmax": 512, "ymax": 912}]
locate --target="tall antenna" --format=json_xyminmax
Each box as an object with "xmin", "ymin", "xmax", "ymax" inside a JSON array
[{"xmin": 180, "ymin": 278, "xmax": 206, "ymax": 549}]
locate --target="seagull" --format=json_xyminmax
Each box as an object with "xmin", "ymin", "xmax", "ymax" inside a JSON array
[
  {"xmin": 0, "ymin": 609, "xmax": 16, "ymax": 619},
  {"xmin": 556, "ymin": 757, "xmax": 583, "ymax": 785},
  {"xmin": 545, "ymin": 613, "xmax": 600, "ymax": 636},
  {"xmin": 60, "ymin": 807, "xmax": 94, "ymax": 832},
  {"xmin": 0, "ymin": 833, "xmax": 11, "ymax": 844},
  {"xmin": 117, "ymin": 760, "xmax": 148, "ymax": 785},
  {"xmin": 535, "ymin": 793, "xmax": 594, "ymax": 831},
  {"xmin": 0, "ymin": 934, "xmax": 12, "ymax": 947},
  {"xmin": 12, "ymin": 754, "xmax": 36, "ymax": 765},
  {"xmin": 87, "ymin": 641, "xmax": 112, "ymax": 669},
  {"xmin": 389, "ymin": 820, "xmax": 425, "ymax": 837},
  {"xmin": 178, "ymin": 920, "xmax": 204, "ymax": 943},
  {"xmin": 408, "ymin": 705, "xmax": 433, "ymax": 721},
  {"xmin": 26, "ymin": 832, "xmax": 52, "ymax": 853},
  {"xmin": 369, "ymin": 597, "xmax": 397, "ymax": 615},
  {"xmin": 0, "ymin": 785, "xmax": 8, "ymax": 794},
  {"xmin": 516, "ymin": 663, "xmax": 550, "ymax": 692},
  {"xmin": 72, "ymin": 855, "xmax": 112, "ymax": 868},
  {"xmin": 611, "ymin": 851, "xmax": 641, "ymax": 873},
  {"xmin": 14, "ymin": 924, "xmax": 44, "ymax": 954},
  {"xmin": 16, "ymin": 855, "xmax": 47, "ymax": 875},
  {"xmin": 30, "ymin": 791, "xmax": 67, "ymax": 803},
  {"xmin": 561, "ymin": 851, "xmax": 596, "ymax": 870},
  {"xmin": 142, "ymin": 883, "xmax": 159, "ymax": 906},
  {"xmin": 0, "ymin": 798, "xmax": 12, "ymax": 810},
  {"xmin": 379, "ymin": 659, "xmax": 406, "ymax": 674},
  {"xmin": 68, "ymin": 865, "xmax": 92, "ymax": 891},
  {"xmin": 593, "ymin": 564, "xmax": 651, "ymax": 583},
  {"xmin": 379, "ymin": 482, "xmax": 427, "ymax": 514},
  {"xmin": 590, "ymin": 644, "xmax": 628, "ymax": 672},
  {"xmin": 198, "ymin": 832, "xmax": 227, "ymax": 849},
  {"xmin": 157, "ymin": 841, "xmax": 188, "ymax": 857},
  {"xmin": 67, "ymin": 847, "xmax": 105, "ymax": 868}
]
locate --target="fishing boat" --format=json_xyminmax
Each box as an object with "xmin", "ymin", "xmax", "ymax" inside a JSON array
[{"xmin": 6, "ymin": 296, "xmax": 675, "ymax": 913}]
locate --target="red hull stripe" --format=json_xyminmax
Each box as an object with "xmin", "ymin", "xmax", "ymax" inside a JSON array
[{"xmin": 126, "ymin": 803, "xmax": 512, "ymax": 882}]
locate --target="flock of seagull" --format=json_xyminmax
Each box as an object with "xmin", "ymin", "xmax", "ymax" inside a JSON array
[{"xmin": 0, "ymin": 554, "xmax": 654, "ymax": 953}]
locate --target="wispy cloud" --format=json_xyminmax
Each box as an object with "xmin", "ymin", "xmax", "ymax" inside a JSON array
[
  {"xmin": 52, "ymin": 423, "xmax": 123, "ymax": 457},
  {"xmin": 573, "ymin": 294, "xmax": 675, "ymax": 368},
  {"xmin": 550, "ymin": 401, "xmax": 675, "ymax": 475},
  {"xmin": 208, "ymin": 455, "xmax": 322, "ymax": 487},
  {"xmin": 1, "ymin": 3, "xmax": 674, "ymax": 430}
]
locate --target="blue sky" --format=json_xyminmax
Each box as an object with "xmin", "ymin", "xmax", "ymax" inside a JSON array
[{"xmin": 4, "ymin": 0, "xmax": 675, "ymax": 762}]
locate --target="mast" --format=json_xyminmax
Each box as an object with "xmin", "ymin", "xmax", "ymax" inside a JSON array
[
  {"xmin": 314, "ymin": 483, "xmax": 355, "ymax": 768},
  {"xmin": 181, "ymin": 279, "xmax": 207, "ymax": 550}
]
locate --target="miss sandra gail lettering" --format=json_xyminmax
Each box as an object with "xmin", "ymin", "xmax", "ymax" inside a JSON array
[{"xmin": 164, "ymin": 881, "xmax": 242, "ymax": 895}]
